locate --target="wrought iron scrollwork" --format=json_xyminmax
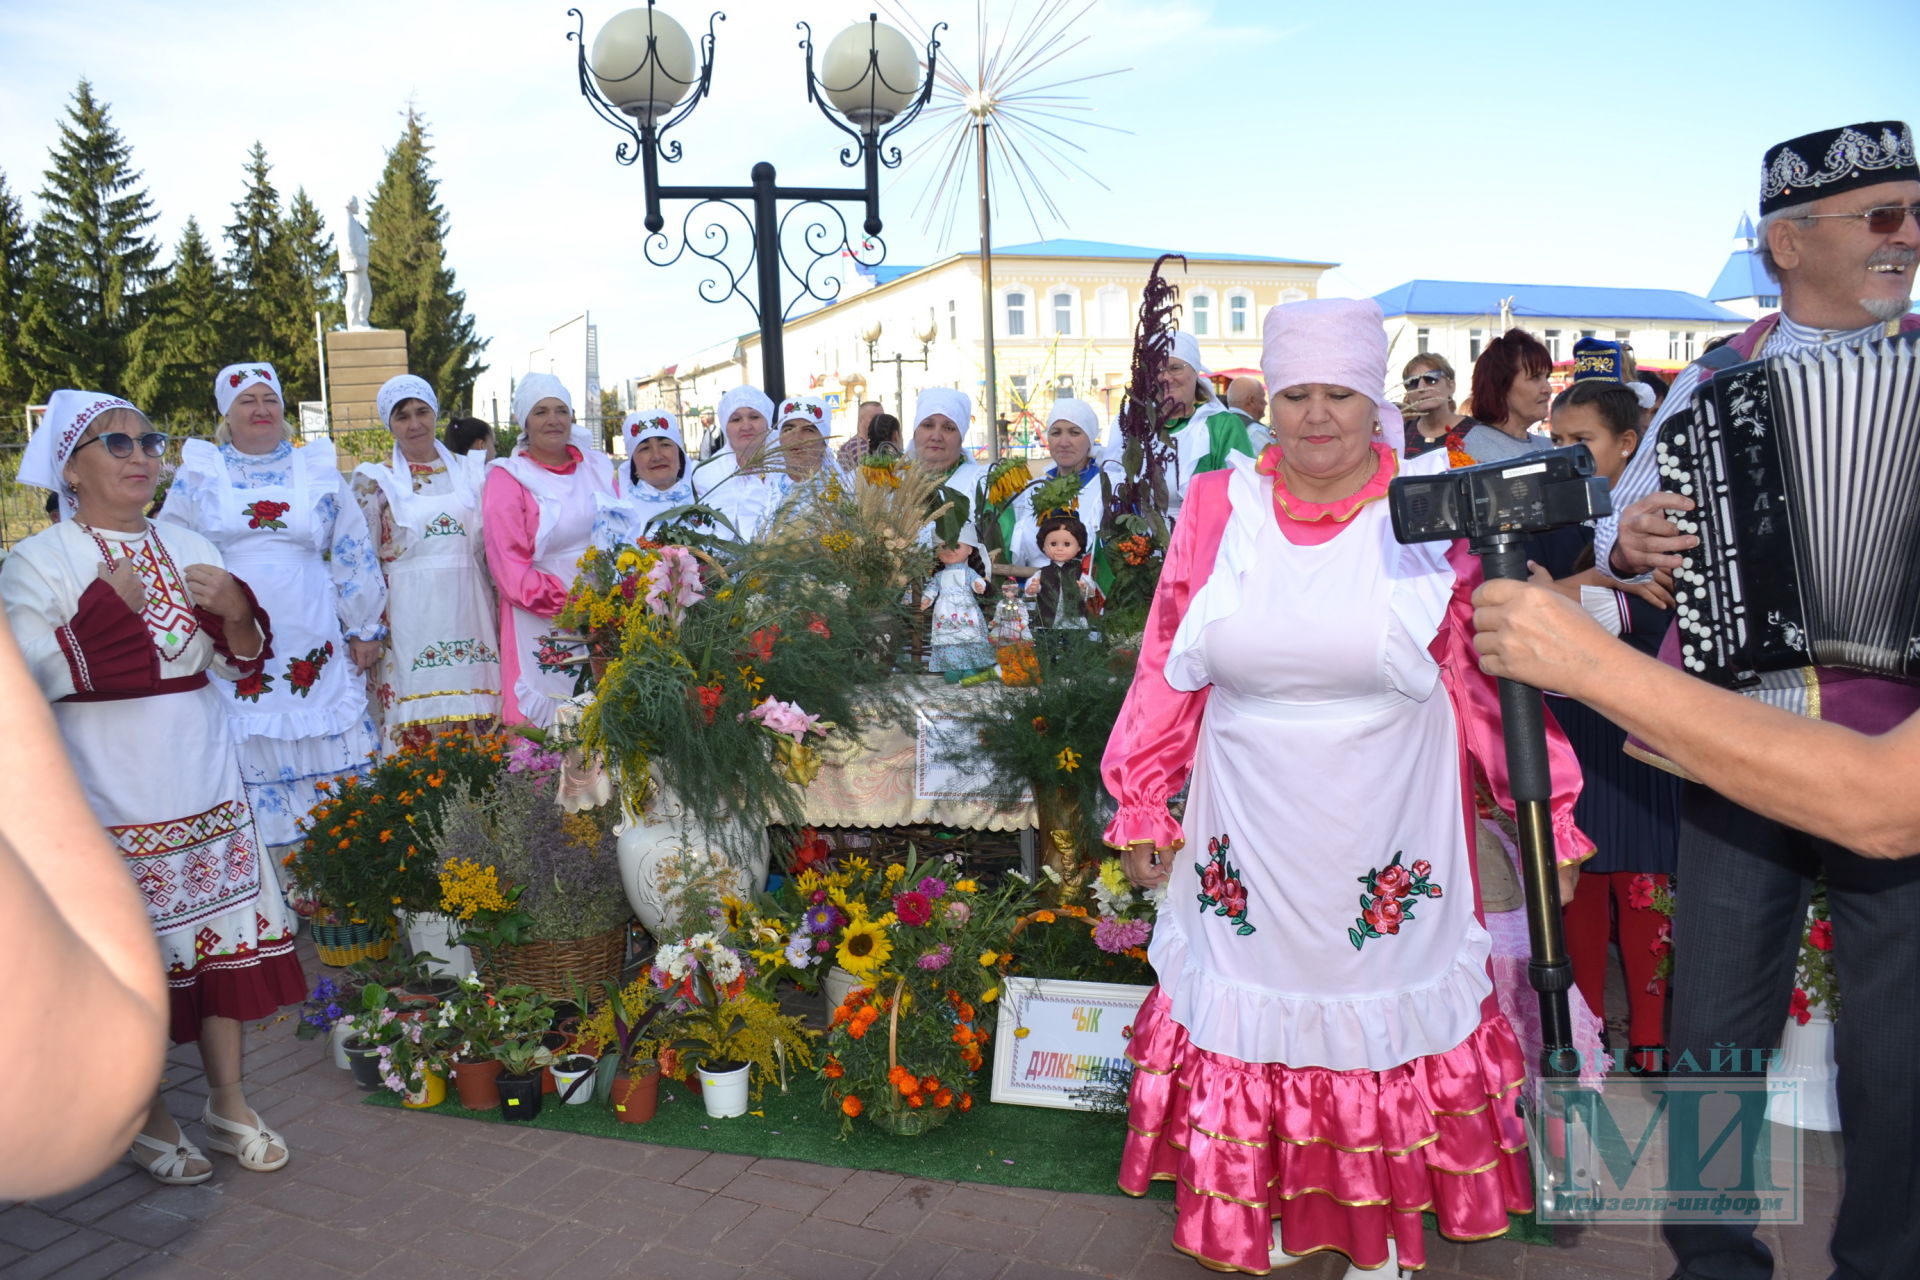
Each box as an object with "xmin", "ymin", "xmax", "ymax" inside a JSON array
[
  {"xmin": 776, "ymin": 202, "xmax": 887, "ymax": 322},
  {"xmin": 644, "ymin": 199, "xmax": 759, "ymax": 318},
  {"xmin": 569, "ymin": 6, "xmax": 723, "ymax": 167}
]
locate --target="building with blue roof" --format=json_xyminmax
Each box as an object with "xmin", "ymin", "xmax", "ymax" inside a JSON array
[
  {"xmin": 1373, "ymin": 276, "xmax": 1750, "ymax": 381},
  {"xmin": 1706, "ymin": 214, "xmax": 1782, "ymax": 320}
]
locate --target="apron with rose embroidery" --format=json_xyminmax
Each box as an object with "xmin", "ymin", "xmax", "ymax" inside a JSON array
[
  {"xmin": 196, "ymin": 448, "xmax": 368, "ymax": 742},
  {"xmin": 497, "ymin": 451, "xmax": 610, "ymax": 728},
  {"xmin": 1151, "ymin": 479, "xmax": 1491, "ymax": 1071}
]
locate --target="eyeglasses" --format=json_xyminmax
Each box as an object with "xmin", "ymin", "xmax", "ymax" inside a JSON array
[
  {"xmin": 1402, "ymin": 372, "xmax": 1446, "ymax": 390},
  {"xmin": 71, "ymin": 431, "xmax": 169, "ymax": 460},
  {"xmin": 1796, "ymin": 203, "xmax": 1920, "ymax": 234}
]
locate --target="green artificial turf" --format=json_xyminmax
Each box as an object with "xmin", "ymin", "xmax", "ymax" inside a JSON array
[{"xmin": 364, "ymin": 1076, "xmax": 1552, "ymax": 1246}]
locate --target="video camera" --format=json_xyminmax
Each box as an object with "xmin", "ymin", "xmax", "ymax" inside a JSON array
[{"xmin": 1388, "ymin": 444, "xmax": 1612, "ymax": 547}]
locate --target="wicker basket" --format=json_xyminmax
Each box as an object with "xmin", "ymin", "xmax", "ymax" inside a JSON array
[
  {"xmin": 478, "ymin": 923, "xmax": 630, "ymax": 999},
  {"xmin": 311, "ymin": 915, "xmax": 397, "ymax": 967}
]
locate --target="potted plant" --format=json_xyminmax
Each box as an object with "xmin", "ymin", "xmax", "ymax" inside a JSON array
[
  {"xmin": 435, "ymin": 973, "xmax": 516, "ymax": 1110},
  {"xmin": 655, "ymin": 934, "xmax": 813, "ymax": 1119},
  {"xmin": 340, "ymin": 984, "xmax": 414, "ymax": 1093},
  {"xmin": 287, "ymin": 731, "xmax": 507, "ymax": 962},
  {"xmin": 579, "ymin": 976, "xmax": 672, "ymax": 1123},
  {"xmin": 293, "ymin": 976, "xmax": 356, "ymax": 1068},
  {"xmin": 489, "ymin": 986, "xmax": 555, "ymax": 1121},
  {"xmin": 434, "ymin": 748, "xmax": 633, "ymax": 999}
]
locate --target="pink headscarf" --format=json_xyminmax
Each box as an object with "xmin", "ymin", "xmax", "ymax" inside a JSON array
[{"xmin": 1259, "ymin": 298, "xmax": 1402, "ymax": 449}]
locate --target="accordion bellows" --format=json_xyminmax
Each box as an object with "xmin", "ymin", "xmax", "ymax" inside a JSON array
[{"xmin": 1657, "ymin": 335, "xmax": 1920, "ymax": 687}]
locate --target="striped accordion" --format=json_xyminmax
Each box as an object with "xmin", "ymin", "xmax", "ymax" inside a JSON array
[{"xmin": 1654, "ymin": 334, "xmax": 1920, "ymax": 688}]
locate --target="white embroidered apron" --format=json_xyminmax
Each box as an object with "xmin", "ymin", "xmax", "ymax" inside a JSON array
[
  {"xmin": 499, "ymin": 453, "xmax": 604, "ymax": 728},
  {"xmin": 209, "ymin": 453, "xmax": 366, "ymax": 740},
  {"xmin": 1154, "ymin": 477, "xmax": 1490, "ymax": 1071},
  {"xmin": 364, "ymin": 449, "xmax": 500, "ymax": 738}
]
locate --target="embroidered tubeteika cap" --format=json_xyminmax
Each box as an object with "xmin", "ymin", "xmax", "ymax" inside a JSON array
[{"xmin": 1761, "ymin": 121, "xmax": 1916, "ymax": 215}]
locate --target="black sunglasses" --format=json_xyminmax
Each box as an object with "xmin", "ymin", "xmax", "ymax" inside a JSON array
[
  {"xmin": 72, "ymin": 431, "xmax": 169, "ymax": 460},
  {"xmin": 1403, "ymin": 372, "xmax": 1445, "ymax": 390}
]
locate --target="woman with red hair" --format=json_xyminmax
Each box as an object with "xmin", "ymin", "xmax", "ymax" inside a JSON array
[{"xmin": 1451, "ymin": 328, "xmax": 1555, "ymax": 465}]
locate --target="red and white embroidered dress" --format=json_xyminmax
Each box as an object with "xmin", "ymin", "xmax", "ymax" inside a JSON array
[
  {"xmin": 0, "ymin": 520, "xmax": 306, "ymax": 1042},
  {"xmin": 1101, "ymin": 444, "xmax": 1594, "ymax": 1273}
]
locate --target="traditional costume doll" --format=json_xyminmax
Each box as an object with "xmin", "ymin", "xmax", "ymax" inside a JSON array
[
  {"xmin": 917, "ymin": 492, "xmax": 995, "ymax": 676},
  {"xmin": 988, "ymin": 578, "xmax": 1039, "ymax": 686},
  {"xmin": 1024, "ymin": 512, "xmax": 1102, "ymax": 657}
]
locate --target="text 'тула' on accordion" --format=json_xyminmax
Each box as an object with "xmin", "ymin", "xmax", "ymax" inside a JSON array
[{"xmin": 1654, "ymin": 334, "xmax": 1920, "ymax": 688}]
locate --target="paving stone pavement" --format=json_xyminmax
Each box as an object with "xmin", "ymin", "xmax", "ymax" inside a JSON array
[{"xmin": 3, "ymin": 939, "xmax": 1844, "ymax": 1279}]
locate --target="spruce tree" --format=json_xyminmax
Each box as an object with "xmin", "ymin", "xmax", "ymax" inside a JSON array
[
  {"xmin": 14, "ymin": 80, "xmax": 163, "ymax": 399},
  {"xmin": 367, "ymin": 109, "xmax": 488, "ymax": 411},
  {"xmin": 274, "ymin": 187, "xmax": 342, "ymax": 405},
  {"xmin": 222, "ymin": 141, "xmax": 297, "ymax": 367},
  {"xmin": 126, "ymin": 218, "xmax": 228, "ymax": 426},
  {"xmin": 0, "ymin": 171, "xmax": 33, "ymax": 433}
]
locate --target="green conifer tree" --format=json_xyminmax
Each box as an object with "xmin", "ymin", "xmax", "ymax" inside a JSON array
[
  {"xmin": 273, "ymin": 187, "xmax": 343, "ymax": 405},
  {"xmin": 0, "ymin": 171, "xmax": 34, "ymax": 433},
  {"xmin": 14, "ymin": 80, "xmax": 163, "ymax": 399},
  {"xmin": 126, "ymin": 218, "xmax": 228, "ymax": 427},
  {"xmin": 367, "ymin": 109, "xmax": 488, "ymax": 411},
  {"xmin": 222, "ymin": 141, "xmax": 298, "ymax": 369}
]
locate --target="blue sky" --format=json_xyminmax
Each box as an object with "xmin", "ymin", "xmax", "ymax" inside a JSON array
[{"xmin": 2, "ymin": 0, "xmax": 1916, "ymax": 385}]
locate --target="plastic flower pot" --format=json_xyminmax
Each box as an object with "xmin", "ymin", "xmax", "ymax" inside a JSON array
[
  {"xmin": 551, "ymin": 1055, "xmax": 597, "ymax": 1106},
  {"xmin": 497, "ymin": 1071, "xmax": 544, "ymax": 1122},
  {"xmin": 326, "ymin": 1020, "xmax": 356, "ymax": 1070},
  {"xmin": 402, "ymin": 1069, "xmax": 447, "ymax": 1109},
  {"xmin": 343, "ymin": 1037, "xmax": 385, "ymax": 1092},
  {"xmin": 610, "ymin": 1066, "xmax": 662, "ymax": 1124},
  {"xmin": 451, "ymin": 1058, "xmax": 503, "ymax": 1111},
  {"xmin": 697, "ymin": 1061, "xmax": 751, "ymax": 1119}
]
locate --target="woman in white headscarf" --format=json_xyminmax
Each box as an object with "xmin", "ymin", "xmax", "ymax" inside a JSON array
[
  {"xmin": 592, "ymin": 409, "xmax": 696, "ymax": 551},
  {"xmin": 1008, "ymin": 397, "xmax": 1123, "ymax": 569},
  {"xmin": 481, "ymin": 372, "xmax": 617, "ymax": 728},
  {"xmin": 158, "ymin": 363, "xmax": 385, "ymax": 856},
  {"xmin": 1162, "ymin": 330, "xmax": 1260, "ymax": 517},
  {"xmin": 351, "ymin": 374, "xmax": 500, "ymax": 751},
  {"xmin": 691, "ymin": 384, "xmax": 786, "ymax": 542},
  {"xmin": 908, "ymin": 387, "xmax": 986, "ymax": 501},
  {"xmin": 5, "ymin": 390, "xmax": 303, "ymax": 1184}
]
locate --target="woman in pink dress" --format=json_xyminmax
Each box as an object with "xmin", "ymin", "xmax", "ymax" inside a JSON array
[
  {"xmin": 481, "ymin": 373, "xmax": 617, "ymax": 728},
  {"xmin": 1103, "ymin": 299, "xmax": 1593, "ymax": 1276}
]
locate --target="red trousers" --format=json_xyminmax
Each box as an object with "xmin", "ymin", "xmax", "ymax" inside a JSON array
[{"xmin": 1563, "ymin": 870, "xmax": 1670, "ymax": 1058}]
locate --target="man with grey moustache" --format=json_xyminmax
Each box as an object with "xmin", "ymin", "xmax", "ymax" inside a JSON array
[{"xmin": 1595, "ymin": 119, "xmax": 1920, "ymax": 1280}]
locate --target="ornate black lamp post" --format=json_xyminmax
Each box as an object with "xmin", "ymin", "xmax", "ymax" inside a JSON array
[
  {"xmin": 571, "ymin": 4, "xmax": 941, "ymax": 402},
  {"xmin": 857, "ymin": 319, "xmax": 935, "ymax": 423}
]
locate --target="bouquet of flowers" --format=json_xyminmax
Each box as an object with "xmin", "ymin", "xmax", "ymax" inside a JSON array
[
  {"xmin": 995, "ymin": 858, "xmax": 1157, "ymax": 986},
  {"xmin": 1791, "ymin": 877, "xmax": 1838, "ymax": 1024},
  {"xmin": 651, "ymin": 932, "xmax": 814, "ymax": 1099},
  {"xmin": 787, "ymin": 849, "xmax": 1035, "ymax": 1136},
  {"xmin": 287, "ymin": 731, "xmax": 508, "ymax": 934}
]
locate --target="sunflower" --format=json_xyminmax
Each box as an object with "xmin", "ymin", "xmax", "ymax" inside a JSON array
[
  {"xmin": 720, "ymin": 894, "xmax": 751, "ymax": 934},
  {"xmin": 836, "ymin": 919, "xmax": 894, "ymax": 976}
]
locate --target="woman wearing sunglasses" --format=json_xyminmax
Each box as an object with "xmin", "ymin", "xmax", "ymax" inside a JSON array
[
  {"xmin": 1397, "ymin": 354, "xmax": 1471, "ymax": 458},
  {"xmin": 158, "ymin": 364, "xmax": 386, "ymax": 865},
  {"xmin": 3, "ymin": 391, "xmax": 306, "ymax": 1184},
  {"xmin": 351, "ymin": 374, "xmax": 500, "ymax": 752}
]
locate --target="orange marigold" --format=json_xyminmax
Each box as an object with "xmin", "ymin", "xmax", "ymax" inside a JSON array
[
  {"xmin": 841, "ymin": 1094, "xmax": 863, "ymax": 1117},
  {"xmin": 824, "ymin": 1059, "xmax": 844, "ymax": 1079},
  {"xmin": 1032, "ymin": 909, "xmax": 1056, "ymax": 924},
  {"xmin": 959, "ymin": 1092, "xmax": 974, "ymax": 1112},
  {"xmin": 848, "ymin": 1021, "xmax": 868, "ymax": 1040},
  {"xmin": 920, "ymin": 1075, "xmax": 940, "ymax": 1094},
  {"xmin": 908, "ymin": 1093, "xmax": 924, "ymax": 1109},
  {"xmin": 934, "ymin": 1089, "xmax": 953, "ymax": 1108}
]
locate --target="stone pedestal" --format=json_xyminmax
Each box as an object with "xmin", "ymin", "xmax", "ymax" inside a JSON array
[{"xmin": 324, "ymin": 329, "xmax": 409, "ymax": 434}]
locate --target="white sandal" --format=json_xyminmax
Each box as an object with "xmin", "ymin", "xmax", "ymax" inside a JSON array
[
  {"xmin": 199, "ymin": 1103, "xmax": 289, "ymax": 1172},
  {"xmin": 129, "ymin": 1130, "xmax": 213, "ymax": 1185}
]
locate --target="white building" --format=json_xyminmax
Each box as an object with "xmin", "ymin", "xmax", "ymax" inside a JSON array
[
  {"xmin": 1706, "ymin": 213, "xmax": 1781, "ymax": 321},
  {"xmin": 629, "ymin": 239, "xmax": 1336, "ymax": 447},
  {"xmin": 469, "ymin": 312, "xmax": 603, "ymax": 434},
  {"xmin": 1373, "ymin": 281, "xmax": 1751, "ymax": 389}
]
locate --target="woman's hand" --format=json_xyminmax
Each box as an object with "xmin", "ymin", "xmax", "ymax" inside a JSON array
[
  {"xmin": 348, "ymin": 638, "xmax": 383, "ymax": 672},
  {"xmin": 1558, "ymin": 862, "xmax": 1581, "ymax": 905},
  {"xmin": 96, "ymin": 561, "xmax": 145, "ymax": 614},
  {"xmin": 1123, "ymin": 840, "xmax": 1171, "ymax": 889},
  {"xmin": 182, "ymin": 564, "xmax": 250, "ymax": 624}
]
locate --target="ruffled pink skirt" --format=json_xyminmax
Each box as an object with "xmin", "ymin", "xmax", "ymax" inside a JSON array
[{"xmin": 1119, "ymin": 986, "xmax": 1534, "ymax": 1274}]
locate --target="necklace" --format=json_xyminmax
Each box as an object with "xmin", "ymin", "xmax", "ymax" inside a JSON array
[{"xmin": 75, "ymin": 519, "xmax": 199, "ymax": 656}]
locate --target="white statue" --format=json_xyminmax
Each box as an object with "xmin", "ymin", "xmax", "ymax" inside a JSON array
[{"xmin": 340, "ymin": 197, "xmax": 372, "ymax": 331}]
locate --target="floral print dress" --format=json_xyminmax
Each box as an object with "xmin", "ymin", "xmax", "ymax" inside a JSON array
[{"xmin": 161, "ymin": 439, "xmax": 385, "ymax": 850}]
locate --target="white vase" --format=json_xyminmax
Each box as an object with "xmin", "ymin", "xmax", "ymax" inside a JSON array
[
  {"xmin": 698, "ymin": 1062, "xmax": 752, "ymax": 1119},
  {"xmin": 822, "ymin": 965, "xmax": 862, "ymax": 1015},
  {"xmin": 1766, "ymin": 1008, "xmax": 1842, "ymax": 1131},
  {"xmin": 614, "ymin": 772, "xmax": 766, "ymax": 938},
  {"xmin": 400, "ymin": 910, "xmax": 475, "ymax": 980},
  {"xmin": 327, "ymin": 1019, "xmax": 356, "ymax": 1070}
]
